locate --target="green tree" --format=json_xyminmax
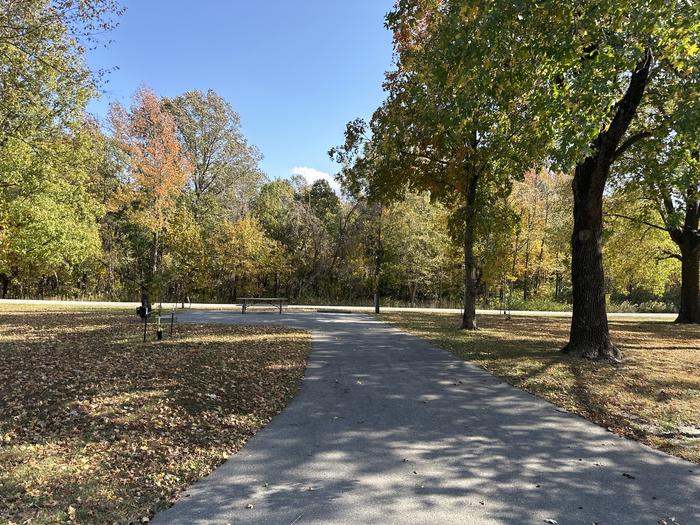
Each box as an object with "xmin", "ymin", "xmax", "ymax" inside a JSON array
[
  {"xmin": 351, "ymin": 0, "xmax": 547, "ymax": 328},
  {"xmin": 305, "ymin": 179, "xmax": 341, "ymax": 232},
  {"xmin": 0, "ymin": 0, "xmax": 121, "ymax": 297},
  {"xmin": 0, "ymin": 0, "xmax": 121, "ymax": 149},
  {"xmin": 164, "ymin": 208, "xmax": 209, "ymax": 303},
  {"xmin": 510, "ymin": 0, "xmax": 700, "ymax": 357},
  {"xmin": 612, "ymin": 127, "xmax": 699, "ymax": 322},
  {"xmin": 604, "ymin": 188, "xmax": 678, "ymax": 302},
  {"xmin": 0, "ymin": 124, "xmax": 103, "ymax": 296},
  {"xmin": 383, "ymin": 193, "xmax": 455, "ymax": 307},
  {"xmin": 211, "ymin": 216, "xmax": 282, "ymax": 301},
  {"xmin": 164, "ymin": 89, "xmax": 264, "ymax": 221},
  {"xmin": 330, "ymin": 120, "xmax": 387, "ymax": 312}
]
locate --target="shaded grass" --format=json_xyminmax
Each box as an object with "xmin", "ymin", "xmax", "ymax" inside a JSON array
[
  {"xmin": 0, "ymin": 306, "xmax": 311, "ymax": 524},
  {"xmin": 381, "ymin": 311, "xmax": 700, "ymax": 464}
]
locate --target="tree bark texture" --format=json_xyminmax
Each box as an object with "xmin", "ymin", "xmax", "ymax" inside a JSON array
[
  {"xmin": 677, "ymin": 244, "xmax": 700, "ymax": 323},
  {"xmin": 670, "ymin": 185, "xmax": 700, "ymax": 323},
  {"xmin": 564, "ymin": 49, "xmax": 652, "ymax": 359},
  {"xmin": 462, "ymin": 174, "xmax": 479, "ymax": 330}
]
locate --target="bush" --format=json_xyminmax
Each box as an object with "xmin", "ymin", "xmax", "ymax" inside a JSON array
[
  {"xmin": 505, "ymin": 296, "xmax": 572, "ymax": 312},
  {"xmin": 608, "ymin": 300, "xmax": 677, "ymax": 314}
]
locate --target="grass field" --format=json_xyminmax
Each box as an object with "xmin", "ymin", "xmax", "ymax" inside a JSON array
[
  {"xmin": 381, "ymin": 311, "xmax": 700, "ymax": 464},
  {"xmin": 0, "ymin": 306, "xmax": 311, "ymax": 525}
]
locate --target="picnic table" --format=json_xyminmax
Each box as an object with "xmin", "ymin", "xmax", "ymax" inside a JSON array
[{"xmin": 239, "ymin": 297, "xmax": 288, "ymax": 314}]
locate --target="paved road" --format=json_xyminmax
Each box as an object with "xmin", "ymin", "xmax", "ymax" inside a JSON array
[
  {"xmin": 0, "ymin": 298, "xmax": 677, "ymax": 321},
  {"xmin": 151, "ymin": 311, "xmax": 698, "ymax": 525}
]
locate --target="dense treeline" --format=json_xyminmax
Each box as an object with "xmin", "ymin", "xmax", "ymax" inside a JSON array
[
  {"xmin": 1, "ymin": 1, "xmax": 698, "ymax": 353},
  {"xmin": 0, "ymin": 81, "xmax": 682, "ymax": 311}
]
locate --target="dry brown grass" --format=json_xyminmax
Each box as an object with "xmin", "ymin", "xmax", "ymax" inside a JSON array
[
  {"xmin": 0, "ymin": 306, "xmax": 311, "ymax": 524},
  {"xmin": 381, "ymin": 311, "xmax": 700, "ymax": 464}
]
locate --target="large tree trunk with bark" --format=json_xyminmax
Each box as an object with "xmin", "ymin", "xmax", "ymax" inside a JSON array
[
  {"xmin": 563, "ymin": 49, "xmax": 653, "ymax": 360},
  {"xmin": 564, "ymin": 158, "xmax": 619, "ymax": 359},
  {"xmin": 677, "ymin": 243, "xmax": 700, "ymax": 323},
  {"xmin": 462, "ymin": 175, "xmax": 479, "ymax": 330},
  {"xmin": 668, "ymin": 183, "xmax": 700, "ymax": 324}
]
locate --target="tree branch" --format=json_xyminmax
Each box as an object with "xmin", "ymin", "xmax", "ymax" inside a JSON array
[
  {"xmin": 657, "ymin": 249, "xmax": 682, "ymax": 262},
  {"xmin": 611, "ymin": 131, "xmax": 653, "ymax": 161},
  {"xmin": 608, "ymin": 212, "xmax": 671, "ymax": 233}
]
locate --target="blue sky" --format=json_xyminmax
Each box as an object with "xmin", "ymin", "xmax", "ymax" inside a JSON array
[{"xmin": 86, "ymin": 0, "xmax": 395, "ymax": 188}]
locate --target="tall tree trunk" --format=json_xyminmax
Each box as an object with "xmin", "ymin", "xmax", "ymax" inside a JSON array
[
  {"xmin": 1, "ymin": 273, "xmax": 9, "ymax": 299},
  {"xmin": 563, "ymin": 49, "xmax": 652, "ymax": 360},
  {"xmin": 373, "ymin": 204, "xmax": 383, "ymax": 314},
  {"xmin": 565, "ymin": 158, "xmax": 618, "ymax": 358},
  {"xmin": 409, "ymin": 281, "xmax": 417, "ymax": 308},
  {"xmin": 665, "ymin": 182, "xmax": 700, "ymax": 324},
  {"xmin": 523, "ymin": 212, "xmax": 532, "ymax": 302},
  {"xmin": 534, "ymin": 194, "xmax": 551, "ymax": 293},
  {"xmin": 150, "ymin": 231, "xmax": 159, "ymax": 295},
  {"xmin": 462, "ymin": 175, "xmax": 479, "ymax": 330},
  {"xmin": 676, "ymin": 243, "xmax": 700, "ymax": 323},
  {"xmin": 673, "ymin": 189, "xmax": 700, "ymax": 324}
]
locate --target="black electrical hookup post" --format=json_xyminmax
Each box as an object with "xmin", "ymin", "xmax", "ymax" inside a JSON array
[{"xmin": 137, "ymin": 291, "xmax": 151, "ymax": 342}]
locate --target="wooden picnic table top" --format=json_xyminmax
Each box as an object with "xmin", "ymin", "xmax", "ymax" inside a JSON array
[{"xmin": 239, "ymin": 297, "xmax": 287, "ymax": 301}]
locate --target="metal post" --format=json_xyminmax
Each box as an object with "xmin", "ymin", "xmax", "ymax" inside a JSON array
[
  {"xmin": 143, "ymin": 314, "xmax": 148, "ymax": 342},
  {"xmin": 170, "ymin": 310, "xmax": 174, "ymax": 335}
]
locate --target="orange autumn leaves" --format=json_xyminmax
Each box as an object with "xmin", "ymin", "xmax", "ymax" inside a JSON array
[{"xmin": 109, "ymin": 86, "xmax": 191, "ymax": 235}]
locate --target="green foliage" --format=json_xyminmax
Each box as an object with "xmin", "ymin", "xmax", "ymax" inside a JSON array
[
  {"xmin": 210, "ymin": 216, "xmax": 284, "ymax": 299},
  {"xmin": 503, "ymin": 0, "xmax": 700, "ymax": 170},
  {"xmin": 382, "ymin": 193, "xmax": 460, "ymax": 302},
  {"xmin": 164, "ymin": 89, "xmax": 265, "ymax": 221},
  {"xmin": 604, "ymin": 197, "xmax": 679, "ymax": 298},
  {"xmin": 0, "ymin": 0, "xmax": 121, "ymax": 147},
  {"xmin": 306, "ymin": 179, "xmax": 341, "ymax": 233},
  {"xmin": 0, "ymin": 127, "xmax": 102, "ymax": 287},
  {"xmin": 254, "ymin": 179, "xmax": 301, "ymax": 249}
]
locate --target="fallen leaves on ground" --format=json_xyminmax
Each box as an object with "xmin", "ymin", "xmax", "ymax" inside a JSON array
[
  {"xmin": 382, "ymin": 312, "xmax": 700, "ymax": 464},
  {"xmin": 0, "ymin": 306, "xmax": 311, "ymax": 524}
]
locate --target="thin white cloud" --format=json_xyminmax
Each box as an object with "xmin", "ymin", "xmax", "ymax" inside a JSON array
[{"xmin": 291, "ymin": 166, "xmax": 341, "ymax": 194}]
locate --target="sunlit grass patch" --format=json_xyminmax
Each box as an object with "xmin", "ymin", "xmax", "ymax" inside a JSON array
[
  {"xmin": 0, "ymin": 307, "xmax": 311, "ymax": 524},
  {"xmin": 381, "ymin": 311, "xmax": 700, "ymax": 464}
]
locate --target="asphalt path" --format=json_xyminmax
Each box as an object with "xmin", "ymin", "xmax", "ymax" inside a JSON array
[{"xmin": 150, "ymin": 311, "xmax": 698, "ymax": 525}]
